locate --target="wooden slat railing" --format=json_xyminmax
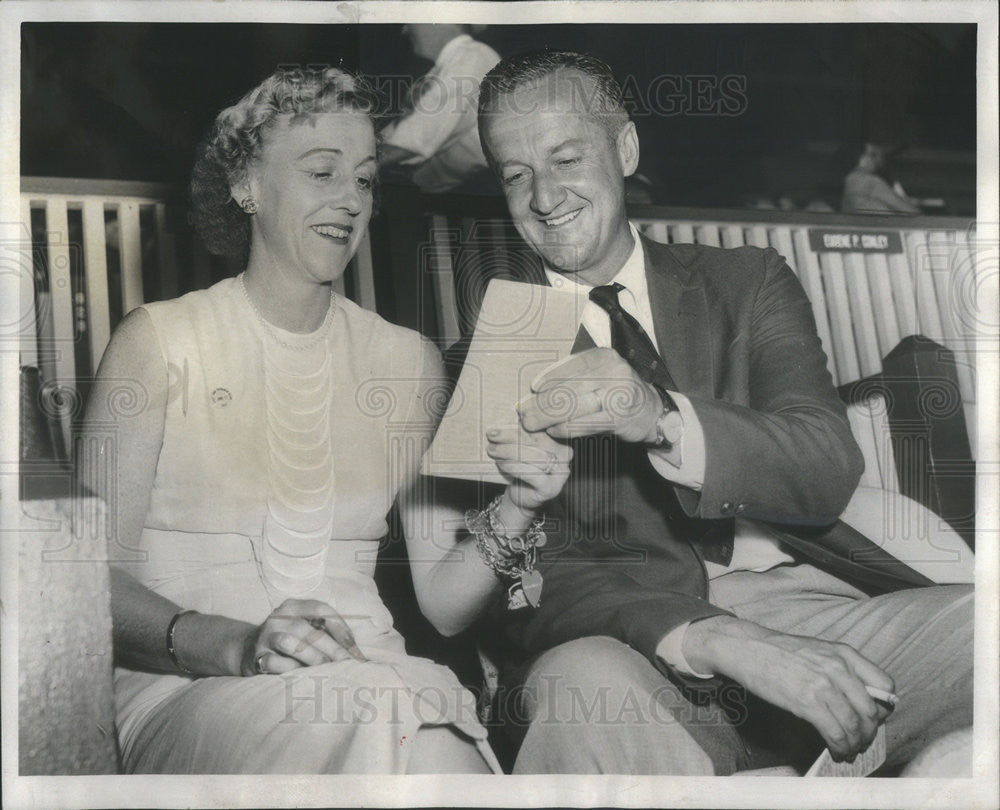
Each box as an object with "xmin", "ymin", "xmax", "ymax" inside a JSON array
[
  {"xmin": 628, "ymin": 212, "xmax": 979, "ymax": 413},
  {"xmin": 21, "ymin": 178, "xmax": 198, "ymax": 452}
]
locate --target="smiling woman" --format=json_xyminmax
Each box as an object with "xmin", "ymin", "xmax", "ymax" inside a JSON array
[
  {"xmin": 76, "ymin": 66, "xmax": 502, "ymax": 775},
  {"xmin": 233, "ymin": 111, "xmax": 376, "ymax": 330}
]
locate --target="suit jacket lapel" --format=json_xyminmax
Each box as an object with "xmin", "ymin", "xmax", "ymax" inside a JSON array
[
  {"xmin": 641, "ymin": 234, "xmax": 714, "ymax": 399},
  {"xmin": 572, "ymin": 326, "xmax": 597, "ymax": 353}
]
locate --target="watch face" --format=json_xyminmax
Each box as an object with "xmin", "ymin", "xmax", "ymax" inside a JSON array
[{"xmin": 658, "ymin": 408, "xmax": 685, "ymax": 446}]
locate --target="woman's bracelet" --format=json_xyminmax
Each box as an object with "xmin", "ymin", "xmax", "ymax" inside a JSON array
[
  {"xmin": 166, "ymin": 609, "xmax": 198, "ymax": 674},
  {"xmin": 465, "ymin": 495, "xmax": 547, "ymax": 610}
]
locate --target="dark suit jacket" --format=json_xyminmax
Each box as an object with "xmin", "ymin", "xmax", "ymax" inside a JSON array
[{"xmin": 449, "ymin": 232, "xmax": 933, "ymax": 672}]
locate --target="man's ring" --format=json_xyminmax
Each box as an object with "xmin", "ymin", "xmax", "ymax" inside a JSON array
[
  {"xmin": 255, "ymin": 651, "xmax": 269, "ymax": 675},
  {"xmin": 543, "ymin": 451, "xmax": 557, "ymax": 474}
]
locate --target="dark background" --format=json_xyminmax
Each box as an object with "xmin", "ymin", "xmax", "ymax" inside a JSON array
[{"xmin": 22, "ymin": 22, "xmax": 977, "ymax": 214}]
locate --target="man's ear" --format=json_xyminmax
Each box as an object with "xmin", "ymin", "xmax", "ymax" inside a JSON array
[{"xmin": 616, "ymin": 121, "xmax": 640, "ymax": 177}]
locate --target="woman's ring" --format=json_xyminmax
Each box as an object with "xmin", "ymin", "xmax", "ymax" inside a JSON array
[{"xmin": 255, "ymin": 651, "xmax": 269, "ymax": 675}]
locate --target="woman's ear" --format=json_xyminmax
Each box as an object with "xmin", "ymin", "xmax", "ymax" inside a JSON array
[
  {"xmin": 229, "ymin": 174, "xmax": 255, "ymax": 209},
  {"xmin": 617, "ymin": 121, "xmax": 640, "ymax": 177},
  {"xmin": 229, "ymin": 165, "xmax": 260, "ymax": 208}
]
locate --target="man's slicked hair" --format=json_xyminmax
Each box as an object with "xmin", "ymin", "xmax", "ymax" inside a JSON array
[{"xmin": 477, "ymin": 50, "xmax": 631, "ymax": 168}]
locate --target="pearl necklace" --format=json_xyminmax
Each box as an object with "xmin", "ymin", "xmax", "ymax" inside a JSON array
[{"xmin": 238, "ymin": 273, "xmax": 335, "ymax": 352}]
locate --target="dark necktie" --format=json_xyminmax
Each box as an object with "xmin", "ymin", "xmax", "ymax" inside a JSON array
[
  {"xmin": 588, "ymin": 283, "xmax": 675, "ymax": 390},
  {"xmin": 588, "ymin": 282, "xmax": 735, "ymax": 566}
]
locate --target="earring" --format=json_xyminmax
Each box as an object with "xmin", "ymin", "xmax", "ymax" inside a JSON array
[{"xmin": 240, "ymin": 197, "xmax": 258, "ymax": 215}]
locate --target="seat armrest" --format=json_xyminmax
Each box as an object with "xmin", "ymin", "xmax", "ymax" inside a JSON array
[{"xmin": 839, "ymin": 336, "xmax": 975, "ymax": 550}]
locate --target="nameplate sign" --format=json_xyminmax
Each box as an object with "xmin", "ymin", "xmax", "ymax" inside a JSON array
[{"xmin": 808, "ymin": 229, "xmax": 903, "ymax": 254}]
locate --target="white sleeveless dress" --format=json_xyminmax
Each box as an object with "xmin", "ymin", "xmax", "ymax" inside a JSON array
[{"xmin": 113, "ymin": 277, "xmax": 498, "ymax": 773}]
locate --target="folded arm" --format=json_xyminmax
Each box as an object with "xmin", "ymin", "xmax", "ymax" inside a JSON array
[{"xmin": 382, "ymin": 72, "xmax": 465, "ymax": 162}]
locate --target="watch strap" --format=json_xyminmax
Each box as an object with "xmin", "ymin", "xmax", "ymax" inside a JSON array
[{"xmin": 649, "ymin": 382, "xmax": 678, "ymax": 413}]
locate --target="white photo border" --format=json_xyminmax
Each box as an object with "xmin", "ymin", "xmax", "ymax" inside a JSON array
[{"xmin": 1, "ymin": 1, "xmax": 996, "ymax": 808}]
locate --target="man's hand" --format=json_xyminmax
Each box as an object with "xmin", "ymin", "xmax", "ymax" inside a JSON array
[
  {"xmin": 684, "ymin": 615, "xmax": 895, "ymax": 762},
  {"xmin": 518, "ymin": 348, "xmax": 662, "ymax": 443}
]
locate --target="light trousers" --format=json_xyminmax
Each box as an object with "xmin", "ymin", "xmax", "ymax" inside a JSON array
[{"xmin": 508, "ymin": 564, "xmax": 973, "ymax": 775}]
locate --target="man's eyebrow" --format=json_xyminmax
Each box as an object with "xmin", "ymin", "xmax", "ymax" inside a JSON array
[
  {"xmin": 495, "ymin": 139, "xmax": 588, "ymax": 170},
  {"xmin": 549, "ymin": 138, "xmax": 589, "ymax": 153}
]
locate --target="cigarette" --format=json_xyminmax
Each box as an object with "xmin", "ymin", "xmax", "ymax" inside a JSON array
[
  {"xmin": 865, "ymin": 685, "xmax": 898, "ymax": 706},
  {"xmin": 309, "ymin": 616, "xmax": 368, "ymax": 662}
]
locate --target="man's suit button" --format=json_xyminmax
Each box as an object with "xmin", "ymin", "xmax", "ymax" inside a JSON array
[
  {"xmin": 720, "ymin": 502, "xmax": 733, "ymax": 515},
  {"xmin": 735, "ymin": 503, "xmax": 747, "ymax": 515}
]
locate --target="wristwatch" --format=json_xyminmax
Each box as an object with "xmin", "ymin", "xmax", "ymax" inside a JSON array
[{"xmin": 649, "ymin": 382, "xmax": 683, "ymax": 449}]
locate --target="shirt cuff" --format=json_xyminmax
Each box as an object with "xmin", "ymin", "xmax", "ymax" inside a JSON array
[
  {"xmin": 646, "ymin": 391, "xmax": 706, "ymax": 490},
  {"xmin": 655, "ymin": 622, "xmax": 715, "ymax": 679}
]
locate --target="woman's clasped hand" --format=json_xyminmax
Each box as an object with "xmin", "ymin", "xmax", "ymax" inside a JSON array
[
  {"xmin": 486, "ymin": 424, "xmax": 573, "ymax": 513},
  {"xmin": 244, "ymin": 600, "xmax": 367, "ymax": 676}
]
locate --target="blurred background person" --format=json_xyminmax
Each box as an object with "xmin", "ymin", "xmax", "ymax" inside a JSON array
[
  {"xmin": 841, "ymin": 141, "xmax": 921, "ymax": 214},
  {"xmin": 380, "ymin": 24, "xmax": 500, "ymax": 194}
]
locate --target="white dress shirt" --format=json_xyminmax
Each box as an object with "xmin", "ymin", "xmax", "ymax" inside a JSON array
[
  {"xmin": 382, "ymin": 34, "xmax": 500, "ymax": 192},
  {"xmin": 545, "ymin": 223, "xmax": 794, "ymax": 677}
]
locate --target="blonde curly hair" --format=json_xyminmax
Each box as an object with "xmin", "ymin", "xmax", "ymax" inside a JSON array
[{"xmin": 190, "ymin": 66, "xmax": 380, "ymax": 263}]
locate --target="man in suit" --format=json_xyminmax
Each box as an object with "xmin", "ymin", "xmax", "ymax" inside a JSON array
[{"xmin": 470, "ymin": 49, "xmax": 973, "ymax": 774}]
